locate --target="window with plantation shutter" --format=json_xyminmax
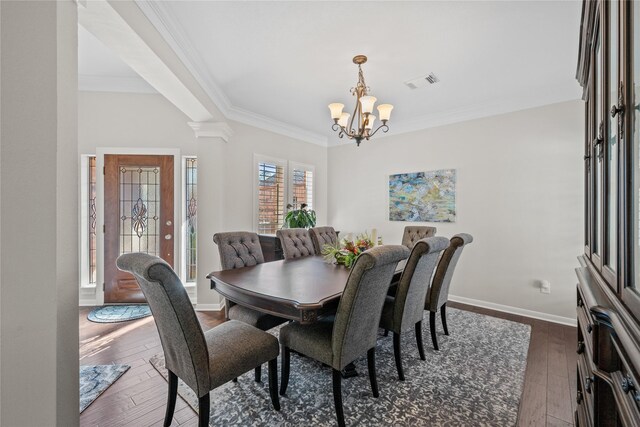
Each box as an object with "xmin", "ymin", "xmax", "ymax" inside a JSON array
[
  {"xmin": 257, "ymin": 159, "xmax": 286, "ymax": 234},
  {"xmin": 290, "ymin": 163, "xmax": 314, "ymax": 211}
]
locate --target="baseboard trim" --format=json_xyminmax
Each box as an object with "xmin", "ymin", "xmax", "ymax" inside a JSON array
[
  {"xmin": 79, "ymin": 299, "xmax": 97, "ymax": 307},
  {"xmin": 195, "ymin": 303, "xmax": 224, "ymax": 311},
  {"xmin": 448, "ymin": 294, "xmax": 577, "ymax": 327}
]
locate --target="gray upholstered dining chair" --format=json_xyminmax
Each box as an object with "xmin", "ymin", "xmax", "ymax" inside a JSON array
[
  {"xmin": 401, "ymin": 226, "xmax": 437, "ymax": 250},
  {"xmin": 426, "ymin": 233, "xmax": 473, "ymax": 350},
  {"xmin": 213, "ymin": 231, "xmax": 287, "ymax": 382},
  {"xmin": 276, "ymin": 228, "xmax": 316, "ymax": 259},
  {"xmin": 309, "ymin": 226, "xmax": 339, "ymax": 254},
  {"xmin": 379, "ymin": 236, "xmax": 450, "ymax": 380},
  {"xmin": 279, "ymin": 245, "xmax": 410, "ymax": 427},
  {"xmin": 116, "ymin": 253, "xmax": 280, "ymax": 427}
]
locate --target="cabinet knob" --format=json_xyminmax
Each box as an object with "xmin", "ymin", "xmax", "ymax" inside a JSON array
[
  {"xmin": 622, "ymin": 376, "xmax": 634, "ymax": 394},
  {"xmin": 577, "ymin": 390, "xmax": 583, "ymax": 404},
  {"xmin": 577, "ymin": 341, "xmax": 585, "ymax": 355}
]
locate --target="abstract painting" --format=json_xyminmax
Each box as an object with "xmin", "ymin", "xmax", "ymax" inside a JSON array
[{"xmin": 389, "ymin": 169, "xmax": 456, "ymax": 222}]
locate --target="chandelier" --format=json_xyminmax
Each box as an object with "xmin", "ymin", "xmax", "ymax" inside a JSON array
[{"xmin": 328, "ymin": 55, "xmax": 393, "ymax": 146}]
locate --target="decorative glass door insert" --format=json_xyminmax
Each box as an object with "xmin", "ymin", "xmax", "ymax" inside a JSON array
[{"xmin": 119, "ymin": 166, "xmax": 161, "ymax": 256}]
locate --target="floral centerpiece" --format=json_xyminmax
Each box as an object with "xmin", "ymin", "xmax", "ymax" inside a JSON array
[{"xmin": 322, "ymin": 232, "xmax": 375, "ymax": 268}]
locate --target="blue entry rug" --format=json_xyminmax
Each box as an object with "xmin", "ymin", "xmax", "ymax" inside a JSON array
[
  {"xmin": 80, "ymin": 364, "xmax": 130, "ymax": 413},
  {"xmin": 150, "ymin": 308, "xmax": 531, "ymax": 426},
  {"xmin": 87, "ymin": 304, "xmax": 151, "ymax": 323}
]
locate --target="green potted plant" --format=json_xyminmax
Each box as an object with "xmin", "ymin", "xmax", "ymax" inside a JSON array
[{"xmin": 283, "ymin": 203, "xmax": 316, "ymax": 229}]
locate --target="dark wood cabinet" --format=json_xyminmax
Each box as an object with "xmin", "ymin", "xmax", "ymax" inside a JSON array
[{"xmin": 576, "ymin": 1, "xmax": 640, "ymax": 425}]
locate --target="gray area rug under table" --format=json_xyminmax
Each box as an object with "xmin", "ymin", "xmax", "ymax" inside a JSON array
[
  {"xmin": 150, "ymin": 308, "xmax": 531, "ymax": 426},
  {"xmin": 80, "ymin": 364, "xmax": 130, "ymax": 413}
]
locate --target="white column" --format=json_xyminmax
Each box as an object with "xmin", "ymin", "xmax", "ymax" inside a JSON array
[
  {"xmin": 190, "ymin": 122, "xmax": 233, "ymax": 309},
  {"xmin": 0, "ymin": 1, "xmax": 78, "ymax": 425}
]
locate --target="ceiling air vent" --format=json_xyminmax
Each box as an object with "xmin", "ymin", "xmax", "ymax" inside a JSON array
[{"xmin": 404, "ymin": 73, "xmax": 439, "ymax": 89}]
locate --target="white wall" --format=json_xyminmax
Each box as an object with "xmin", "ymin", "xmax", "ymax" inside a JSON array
[
  {"xmin": 328, "ymin": 100, "xmax": 583, "ymax": 321},
  {"xmin": 1, "ymin": 2, "xmax": 79, "ymax": 424},
  {"xmin": 79, "ymin": 91, "xmax": 328, "ymax": 224},
  {"xmin": 78, "ymin": 91, "xmax": 328, "ymax": 305}
]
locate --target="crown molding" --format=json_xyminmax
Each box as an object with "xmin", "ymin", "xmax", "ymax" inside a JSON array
[
  {"xmin": 188, "ymin": 121, "xmax": 234, "ymax": 141},
  {"xmin": 136, "ymin": 0, "xmax": 328, "ymax": 147},
  {"xmin": 78, "ymin": 74, "xmax": 158, "ymax": 94},
  {"xmin": 136, "ymin": 0, "xmax": 578, "ymax": 150},
  {"xmin": 327, "ymin": 88, "xmax": 581, "ymax": 147}
]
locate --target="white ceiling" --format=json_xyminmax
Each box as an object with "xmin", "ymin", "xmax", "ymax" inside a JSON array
[
  {"xmin": 79, "ymin": 1, "xmax": 583, "ymax": 143},
  {"xmin": 78, "ymin": 25, "xmax": 156, "ymax": 93}
]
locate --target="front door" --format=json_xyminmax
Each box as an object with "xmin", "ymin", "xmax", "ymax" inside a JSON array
[{"xmin": 104, "ymin": 155, "xmax": 174, "ymax": 303}]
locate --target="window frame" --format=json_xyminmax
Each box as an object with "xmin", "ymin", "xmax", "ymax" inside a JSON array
[
  {"xmin": 288, "ymin": 161, "xmax": 315, "ymax": 211},
  {"xmin": 181, "ymin": 155, "xmax": 197, "ymax": 285},
  {"xmin": 253, "ymin": 155, "xmax": 317, "ymax": 234},
  {"xmin": 79, "ymin": 154, "xmax": 97, "ymax": 289},
  {"xmin": 254, "ymin": 154, "xmax": 288, "ymax": 235}
]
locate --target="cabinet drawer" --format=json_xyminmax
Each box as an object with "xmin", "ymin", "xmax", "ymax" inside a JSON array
[
  {"xmin": 576, "ymin": 362, "xmax": 593, "ymax": 427},
  {"xmin": 577, "ymin": 306, "xmax": 595, "ymax": 365},
  {"xmin": 577, "ymin": 352, "xmax": 595, "ymax": 423}
]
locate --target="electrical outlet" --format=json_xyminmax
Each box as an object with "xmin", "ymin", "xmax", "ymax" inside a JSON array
[{"xmin": 540, "ymin": 280, "xmax": 551, "ymax": 294}]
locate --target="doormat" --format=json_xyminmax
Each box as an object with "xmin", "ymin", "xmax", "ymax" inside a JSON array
[{"xmin": 87, "ymin": 304, "xmax": 151, "ymax": 323}]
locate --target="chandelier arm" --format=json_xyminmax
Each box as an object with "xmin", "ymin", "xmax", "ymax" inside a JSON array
[
  {"xmin": 347, "ymin": 94, "xmax": 360, "ymax": 135},
  {"xmin": 367, "ymin": 124, "xmax": 389, "ymax": 138}
]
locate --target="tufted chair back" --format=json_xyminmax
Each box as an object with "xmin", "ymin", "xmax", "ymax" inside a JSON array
[
  {"xmin": 309, "ymin": 226, "xmax": 338, "ymax": 253},
  {"xmin": 213, "ymin": 231, "xmax": 265, "ymax": 270},
  {"xmin": 331, "ymin": 245, "xmax": 410, "ymax": 369},
  {"xmin": 276, "ymin": 228, "xmax": 316, "ymax": 260},
  {"xmin": 402, "ymin": 226, "xmax": 438, "ymax": 250},
  {"xmin": 426, "ymin": 233, "xmax": 474, "ymax": 312},
  {"xmin": 116, "ymin": 253, "xmax": 210, "ymax": 397}
]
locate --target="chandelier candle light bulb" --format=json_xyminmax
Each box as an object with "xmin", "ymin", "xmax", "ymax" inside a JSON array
[
  {"xmin": 338, "ymin": 112, "xmax": 350, "ymax": 128},
  {"xmin": 328, "ymin": 55, "xmax": 393, "ymax": 146},
  {"xmin": 365, "ymin": 115, "xmax": 376, "ymax": 130},
  {"xmin": 377, "ymin": 104, "xmax": 394, "ymax": 122},
  {"xmin": 329, "ymin": 103, "xmax": 345, "ymax": 120}
]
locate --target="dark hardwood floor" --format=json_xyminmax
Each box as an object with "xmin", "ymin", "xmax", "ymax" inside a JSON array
[{"xmin": 79, "ymin": 302, "xmax": 576, "ymax": 426}]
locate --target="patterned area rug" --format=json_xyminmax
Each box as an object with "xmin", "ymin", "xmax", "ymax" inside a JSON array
[
  {"xmin": 150, "ymin": 308, "xmax": 531, "ymax": 426},
  {"xmin": 87, "ymin": 304, "xmax": 151, "ymax": 323},
  {"xmin": 79, "ymin": 364, "xmax": 130, "ymax": 413}
]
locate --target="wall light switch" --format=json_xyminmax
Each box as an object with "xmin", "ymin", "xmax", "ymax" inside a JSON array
[{"xmin": 540, "ymin": 280, "xmax": 551, "ymax": 294}]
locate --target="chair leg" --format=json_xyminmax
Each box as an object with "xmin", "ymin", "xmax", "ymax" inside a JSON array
[
  {"xmin": 232, "ymin": 377, "xmax": 238, "ymax": 383},
  {"xmin": 255, "ymin": 365, "xmax": 262, "ymax": 383},
  {"xmin": 393, "ymin": 332, "xmax": 405, "ymax": 381},
  {"xmin": 441, "ymin": 303, "xmax": 449, "ymax": 335},
  {"xmin": 383, "ymin": 329, "xmax": 389, "ymax": 337},
  {"xmin": 198, "ymin": 393, "xmax": 210, "ymax": 427},
  {"xmin": 415, "ymin": 321, "xmax": 426, "ymax": 361},
  {"xmin": 332, "ymin": 368, "xmax": 346, "ymax": 427},
  {"xmin": 430, "ymin": 311, "xmax": 439, "ymax": 350},
  {"xmin": 163, "ymin": 370, "xmax": 178, "ymax": 427},
  {"xmin": 367, "ymin": 348, "xmax": 379, "ymax": 398},
  {"xmin": 280, "ymin": 345, "xmax": 290, "ymax": 396},
  {"xmin": 268, "ymin": 358, "xmax": 281, "ymax": 411}
]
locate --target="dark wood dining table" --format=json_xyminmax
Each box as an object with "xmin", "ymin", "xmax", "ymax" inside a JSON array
[
  {"xmin": 207, "ymin": 255, "xmax": 405, "ymax": 325},
  {"xmin": 208, "ymin": 255, "xmax": 405, "ymax": 377}
]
